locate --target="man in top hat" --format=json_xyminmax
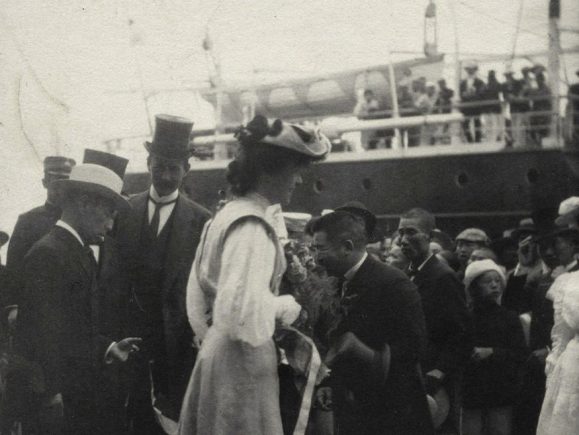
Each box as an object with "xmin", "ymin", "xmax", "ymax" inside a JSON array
[
  {"xmin": 396, "ymin": 208, "xmax": 471, "ymax": 433},
  {"xmin": 312, "ymin": 211, "xmax": 434, "ymax": 434},
  {"xmin": 4, "ymin": 156, "xmax": 76, "ymax": 328},
  {"xmin": 116, "ymin": 114, "xmax": 211, "ymax": 434},
  {"xmin": 459, "ymin": 61, "xmax": 485, "ymax": 143},
  {"xmin": 14, "ymin": 163, "xmax": 141, "ymax": 434}
]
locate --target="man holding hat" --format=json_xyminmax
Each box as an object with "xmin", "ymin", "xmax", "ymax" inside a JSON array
[
  {"xmin": 14, "ymin": 164, "xmax": 141, "ymax": 434},
  {"xmin": 117, "ymin": 114, "xmax": 211, "ymax": 433},
  {"xmin": 459, "ymin": 61, "xmax": 485, "ymax": 143},
  {"xmin": 397, "ymin": 208, "xmax": 471, "ymax": 433},
  {"xmin": 4, "ymin": 156, "xmax": 76, "ymax": 330},
  {"xmin": 312, "ymin": 210, "xmax": 433, "ymax": 434}
]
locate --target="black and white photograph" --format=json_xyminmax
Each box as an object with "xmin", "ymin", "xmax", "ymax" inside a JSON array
[{"xmin": 1, "ymin": 0, "xmax": 579, "ymax": 434}]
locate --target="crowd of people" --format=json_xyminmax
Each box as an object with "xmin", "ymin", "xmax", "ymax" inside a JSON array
[
  {"xmin": 353, "ymin": 62, "xmax": 561, "ymax": 149},
  {"xmin": 0, "ymin": 113, "xmax": 579, "ymax": 435}
]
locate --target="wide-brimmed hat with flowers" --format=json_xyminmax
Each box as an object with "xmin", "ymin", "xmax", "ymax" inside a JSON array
[{"xmin": 235, "ymin": 115, "xmax": 331, "ymax": 158}]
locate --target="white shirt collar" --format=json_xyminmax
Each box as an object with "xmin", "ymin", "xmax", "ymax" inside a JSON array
[
  {"xmin": 344, "ymin": 252, "xmax": 368, "ymax": 282},
  {"xmin": 56, "ymin": 220, "xmax": 84, "ymax": 246},
  {"xmin": 149, "ymin": 186, "xmax": 179, "ymax": 204}
]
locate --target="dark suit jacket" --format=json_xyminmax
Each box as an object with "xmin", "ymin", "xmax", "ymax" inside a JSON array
[
  {"xmin": 331, "ymin": 256, "xmax": 433, "ymax": 435},
  {"xmin": 117, "ymin": 191, "xmax": 210, "ymax": 405},
  {"xmin": 4, "ymin": 202, "xmax": 60, "ymax": 308},
  {"xmin": 413, "ymin": 255, "xmax": 472, "ymax": 378},
  {"xmin": 15, "ymin": 226, "xmax": 112, "ymax": 398},
  {"xmin": 459, "ymin": 78, "xmax": 486, "ymax": 116}
]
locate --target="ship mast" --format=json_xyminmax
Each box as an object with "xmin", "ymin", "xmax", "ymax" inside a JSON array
[{"xmin": 548, "ymin": 0, "xmax": 561, "ymax": 141}]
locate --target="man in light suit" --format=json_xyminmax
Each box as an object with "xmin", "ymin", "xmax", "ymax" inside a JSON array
[{"xmin": 117, "ymin": 114, "xmax": 211, "ymax": 434}]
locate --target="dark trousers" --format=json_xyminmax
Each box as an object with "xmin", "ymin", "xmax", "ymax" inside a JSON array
[
  {"xmin": 463, "ymin": 116, "xmax": 482, "ymax": 143},
  {"xmin": 512, "ymin": 357, "xmax": 545, "ymax": 435}
]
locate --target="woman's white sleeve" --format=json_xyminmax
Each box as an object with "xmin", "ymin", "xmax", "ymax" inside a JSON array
[
  {"xmin": 562, "ymin": 274, "xmax": 579, "ymax": 332},
  {"xmin": 186, "ymin": 265, "xmax": 210, "ymax": 341},
  {"xmin": 212, "ymin": 219, "xmax": 300, "ymax": 347}
]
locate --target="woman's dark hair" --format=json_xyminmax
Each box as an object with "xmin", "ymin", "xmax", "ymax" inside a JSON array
[{"xmin": 226, "ymin": 115, "xmax": 321, "ymax": 196}]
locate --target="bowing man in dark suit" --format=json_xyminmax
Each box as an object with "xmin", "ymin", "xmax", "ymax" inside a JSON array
[
  {"xmin": 15, "ymin": 163, "xmax": 141, "ymax": 434},
  {"xmin": 116, "ymin": 114, "xmax": 211, "ymax": 433},
  {"xmin": 397, "ymin": 208, "xmax": 472, "ymax": 432},
  {"xmin": 4, "ymin": 156, "xmax": 75, "ymax": 328},
  {"xmin": 312, "ymin": 211, "xmax": 433, "ymax": 435}
]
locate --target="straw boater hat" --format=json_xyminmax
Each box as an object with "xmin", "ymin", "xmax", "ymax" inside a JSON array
[
  {"xmin": 145, "ymin": 114, "xmax": 195, "ymax": 160},
  {"xmin": 52, "ymin": 164, "xmax": 130, "ymax": 212},
  {"xmin": 236, "ymin": 115, "xmax": 331, "ymax": 158}
]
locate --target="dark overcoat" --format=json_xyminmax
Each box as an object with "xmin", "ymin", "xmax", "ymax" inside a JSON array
[
  {"xmin": 15, "ymin": 226, "xmax": 113, "ymax": 432},
  {"xmin": 117, "ymin": 191, "xmax": 210, "ymax": 411},
  {"xmin": 329, "ymin": 256, "xmax": 434, "ymax": 435},
  {"xmin": 3, "ymin": 202, "xmax": 60, "ymax": 308},
  {"xmin": 412, "ymin": 255, "xmax": 472, "ymax": 378}
]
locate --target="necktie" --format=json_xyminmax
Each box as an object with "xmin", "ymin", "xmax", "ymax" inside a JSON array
[{"xmin": 149, "ymin": 197, "xmax": 177, "ymax": 236}]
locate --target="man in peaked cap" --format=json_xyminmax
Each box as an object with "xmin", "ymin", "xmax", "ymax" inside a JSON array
[
  {"xmin": 14, "ymin": 164, "xmax": 141, "ymax": 434},
  {"xmin": 116, "ymin": 114, "xmax": 211, "ymax": 434},
  {"xmin": 4, "ymin": 156, "xmax": 76, "ymax": 329},
  {"xmin": 455, "ymin": 228, "xmax": 490, "ymax": 278}
]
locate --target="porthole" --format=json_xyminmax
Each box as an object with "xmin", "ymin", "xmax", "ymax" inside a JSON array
[
  {"xmin": 313, "ymin": 179, "xmax": 324, "ymax": 194},
  {"xmin": 362, "ymin": 178, "xmax": 373, "ymax": 191},
  {"xmin": 455, "ymin": 171, "xmax": 469, "ymax": 188}
]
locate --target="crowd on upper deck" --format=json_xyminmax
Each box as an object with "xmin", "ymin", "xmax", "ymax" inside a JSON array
[{"xmin": 353, "ymin": 62, "xmax": 579, "ymax": 149}]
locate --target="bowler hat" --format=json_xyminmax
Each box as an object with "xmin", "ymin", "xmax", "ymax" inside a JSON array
[
  {"xmin": 43, "ymin": 156, "xmax": 76, "ymax": 177},
  {"xmin": 83, "ymin": 149, "xmax": 129, "ymax": 180},
  {"xmin": 511, "ymin": 217, "xmax": 537, "ymax": 241},
  {"xmin": 52, "ymin": 164, "xmax": 130, "ymax": 212},
  {"xmin": 335, "ymin": 201, "xmax": 378, "ymax": 242},
  {"xmin": 145, "ymin": 114, "xmax": 194, "ymax": 161}
]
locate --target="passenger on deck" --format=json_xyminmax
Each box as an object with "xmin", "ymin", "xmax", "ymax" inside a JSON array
[
  {"xmin": 502, "ymin": 67, "xmax": 530, "ymax": 147},
  {"xmin": 527, "ymin": 71, "xmax": 552, "ymax": 147},
  {"xmin": 353, "ymin": 89, "xmax": 381, "ymax": 149},
  {"xmin": 435, "ymin": 79, "xmax": 454, "ymax": 144},
  {"xmin": 481, "ymin": 70, "xmax": 503, "ymax": 142},
  {"xmin": 568, "ymin": 69, "xmax": 579, "ymax": 144},
  {"xmin": 459, "ymin": 61, "xmax": 485, "ymax": 143}
]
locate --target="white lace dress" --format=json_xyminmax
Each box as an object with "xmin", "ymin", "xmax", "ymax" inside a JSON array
[{"xmin": 537, "ymin": 271, "xmax": 579, "ymax": 435}]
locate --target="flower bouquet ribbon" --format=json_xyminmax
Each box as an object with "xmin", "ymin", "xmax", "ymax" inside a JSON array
[{"xmin": 276, "ymin": 325, "xmax": 329, "ymax": 435}]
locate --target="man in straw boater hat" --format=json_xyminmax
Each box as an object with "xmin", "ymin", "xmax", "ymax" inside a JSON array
[
  {"xmin": 13, "ymin": 163, "xmax": 142, "ymax": 434},
  {"xmin": 116, "ymin": 114, "xmax": 211, "ymax": 434},
  {"xmin": 3, "ymin": 156, "xmax": 75, "ymax": 330}
]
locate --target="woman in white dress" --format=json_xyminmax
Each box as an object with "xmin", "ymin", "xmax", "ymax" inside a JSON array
[
  {"xmin": 537, "ymin": 270, "xmax": 579, "ymax": 435},
  {"xmin": 178, "ymin": 115, "xmax": 330, "ymax": 435}
]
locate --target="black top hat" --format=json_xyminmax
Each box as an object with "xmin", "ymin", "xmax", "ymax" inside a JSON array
[
  {"xmin": 83, "ymin": 149, "xmax": 129, "ymax": 180},
  {"xmin": 335, "ymin": 201, "xmax": 379, "ymax": 242},
  {"xmin": 145, "ymin": 114, "xmax": 194, "ymax": 160},
  {"xmin": 43, "ymin": 156, "xmax": 76, "ymax": 176}
]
